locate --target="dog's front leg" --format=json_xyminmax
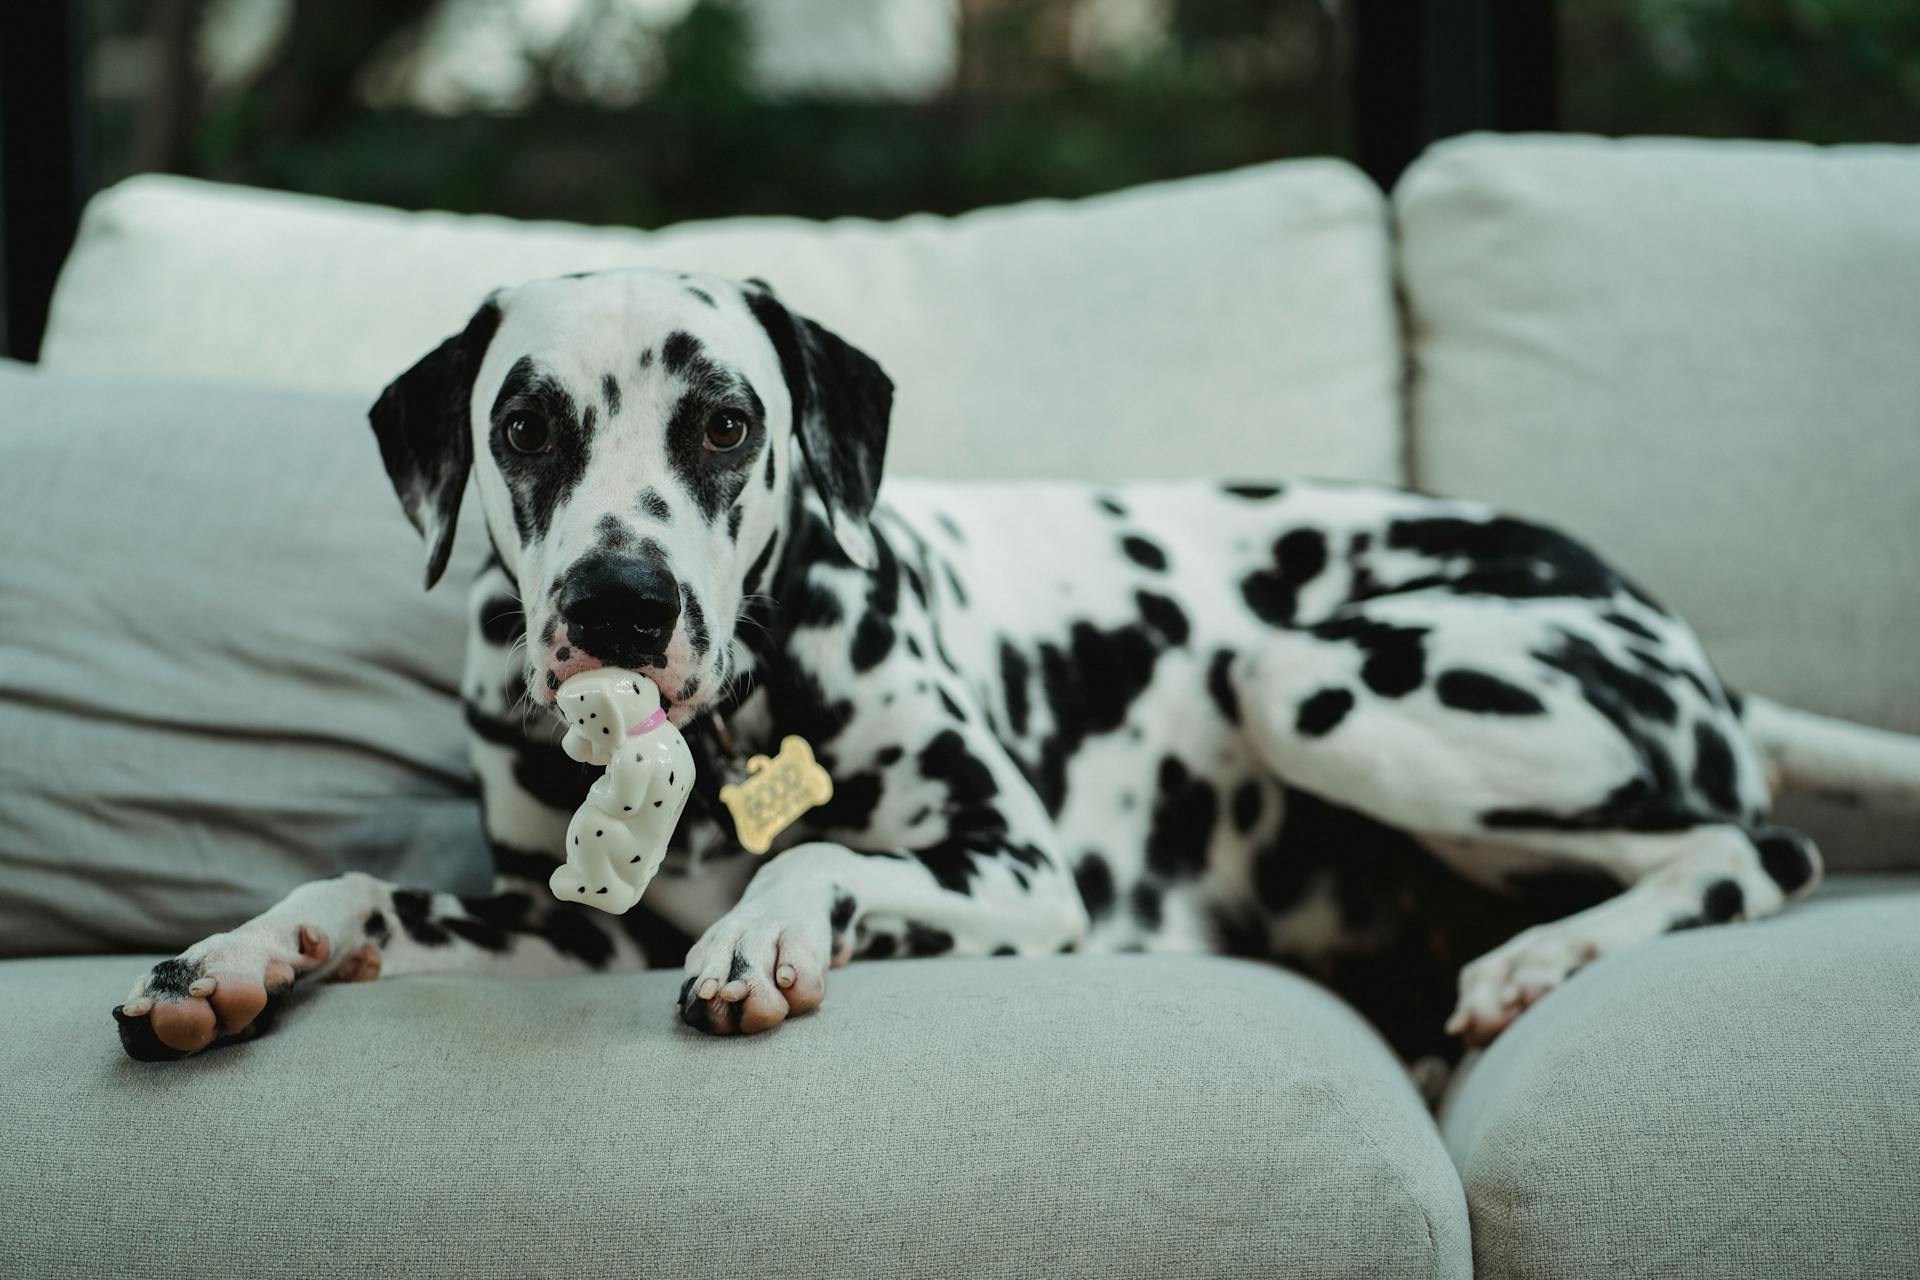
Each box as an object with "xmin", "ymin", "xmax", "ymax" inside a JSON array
[
  {"xmin": 677, "ymin": 730, "xmax": 1087, "ymax": 1035},
  {"xmin": 677, "ymin": 838, "xmax": 1086, "ymax": 1035},
  {"xmin": 114, "ymin": 869, "xmax": 650, "ymax": 1061}
]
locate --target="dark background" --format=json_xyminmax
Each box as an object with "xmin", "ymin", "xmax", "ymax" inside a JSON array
[{"xmin": 5, "ymin": 0, "xmax": 1919, "ymax": 360}]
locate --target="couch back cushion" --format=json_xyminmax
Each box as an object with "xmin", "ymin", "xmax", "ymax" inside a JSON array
[
  {"xmin": 40, "ymin": 161, "xmax": 1405, "ymax": 485},
  {"xmin": 0, "ymin": 363, "xmax": 490, "ymax": 956},
  {"xmin": 1397, "ymin": 134, "xmax": 1920, "ymax": 869}
]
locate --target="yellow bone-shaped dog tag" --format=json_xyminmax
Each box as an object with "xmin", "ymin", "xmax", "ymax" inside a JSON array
[{"xmin": 719, "ymin": 735, "xmax": 833, "ymax": 854}]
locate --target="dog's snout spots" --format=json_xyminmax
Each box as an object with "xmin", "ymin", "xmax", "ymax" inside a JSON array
[
  {"xmin": 636, "ymin": 488, "xmax": 673, "ymax": 523},
  {"xmin": 595, "ymin": 514, "xmax": 635, "ymax": 551}
]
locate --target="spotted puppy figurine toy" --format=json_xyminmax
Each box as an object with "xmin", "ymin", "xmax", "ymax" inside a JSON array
[{"xmin": 550, "ymin": 668, "xmax": 695, "ymax": 914}]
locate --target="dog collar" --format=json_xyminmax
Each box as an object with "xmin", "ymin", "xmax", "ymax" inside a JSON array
[{"xmin": 627, "ymin": 709, "xmax": 669, "ymax": 737}]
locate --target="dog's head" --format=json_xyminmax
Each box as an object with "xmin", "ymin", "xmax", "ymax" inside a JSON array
[{"xmin": 369, "ymin": 269, "xmax": 892, "ymax": 723}]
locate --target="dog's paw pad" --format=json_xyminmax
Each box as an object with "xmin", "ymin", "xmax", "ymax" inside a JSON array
[
  {"xmin": 1447, "ymin": 927, "xmax": 1599, "ymax": 1047},
  {"xmin": 678, "ymin": 912, "xmax": 829, "ymax": 1036},
  {"xmin": 115, "ymin": 926, "xmax": 328, "ymax": 1061}
]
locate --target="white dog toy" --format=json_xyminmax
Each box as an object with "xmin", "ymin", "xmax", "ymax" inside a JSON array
[{"xmin": 549, "ymin": 668, "xmax": 695, "ymax": 915}]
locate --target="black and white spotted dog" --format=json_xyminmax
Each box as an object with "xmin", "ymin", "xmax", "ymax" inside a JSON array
[{"xmin": 116, "ymin": 268, "xmax": 1920, "ymax": 1066}]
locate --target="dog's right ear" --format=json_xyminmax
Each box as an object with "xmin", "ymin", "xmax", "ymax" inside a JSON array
[{"xmin": 369, "ymin": 299, "xmax": 502, "ymax": 589}]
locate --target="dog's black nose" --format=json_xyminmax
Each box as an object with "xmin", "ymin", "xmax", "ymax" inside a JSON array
[{"xmin": 558, "ymin": 554, "xmax": 681, "ymax": 667}]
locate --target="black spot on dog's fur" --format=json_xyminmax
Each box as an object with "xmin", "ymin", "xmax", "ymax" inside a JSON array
[
  {"xmin": 1692, "ymin": 722, "xmax": 1741, "ymax": 816},
  {"xmin": 1027, "ymin": 621, "xmax": 1161, "ymax": 815},
  {"xmin": 1231, "ymin": 780, "xmax": 1262, "ymax": 834},
  {"xmin": 1095, "ymin": 494, "xmax": 1127, "ymax": 518},
  {"xmin": 364, "ymin": 910, "xmax": 392, "ymax": 943},
  {"xmin": 829, "ymin": 890, "xmax": 857, "ymax": 936},
  {"xmin": 392, "ymin": 889, "xmax": 450, "ymax": 947},
  {"xmin": 742, "ymin": 528, "xmax": 779, "ymax": 599},
  {"xmin": 808, "ymin": 770, "xmax": 883, "ymax": 832},
  {"xmin": 1481, "ymin": 778, "xmax": 1694, "ymax": 834},
  {"xmin": 1121, "ymin": 535, "xmax": 1167, "ymax": 571},
  {"xmin": 851, "ymin": 612, "xmax": 895, "ymax": 672},
  {"xmin": 601, "ymin": 373, "xmax": 622, "ymax": 417},
  {"xmin": 636, "ymin": 488, "xmax": 672, "ymax": 523},
  {"xmin": 1603, "ymin": 611, "xmax": 1659, "ymax": 641},
  {"xmin": 920, "ymin": 729, "xmax": 997, "ymax": 810},
  {"xmin": 1074, "ymin": 853, "xmax": 1115, "ymax": 921},
  {"xmin": 662, "ymin": 330, "xmax": 701, "ymax": 375},
  {"xmin": 1131, "ymin": 881, "xmax": 1164, "ymax": 928},
  {"xmin": 1000, "ymin": 642, "xmax": 1031, "ymax": 737},
  {"xmin": 442, "ymin": 915, "xmax": 511, "ymax": 951},
  {"xmin": 1313, "ymin": 616, "xmax": 1429, "ymax": 698},
  {"xmin": 143, "ymin": 958, "xmax": 197, "ymax": 998},
  {"xmin": 1536, "ymin": 631, "xmax": 1678, "ymax": 725},
  {"xmin": 1207, "ymin": 650, "xmax": 1240, "ymax": 725},
  {"xmin": 686, "ymin": 286, "xmax": 717, "ymax": 308},
  {"xmin": 1755, "ymin": 827, "xmax": 1816, "ymax": 895},
  {"xmin": 1136, "ymin": 591, "xmax": 1189, "ymax": 646},
  {"xmin": 1296, "ymin": 688, "xmax": 1355, "ymax": 736},
  {"xmin": 938, "ymin": 686, "xmax": 968, "ymax": 722},
  {"xmin": 1702, "ymin": 878, "xmax": 1744, "ymax": 923},
  {"xmin": 1387, "ymin": 515, "xmax": 1633, "ymax": 602},
  {"xmin": 1241, "ymin": 529, "xmax": 1328, "ymax": 625},
  {"xmin": 594, "ymin": 513, "xmax": 635, "ymax": 552},
  {"xmin": 478, "ymin": 596, "xmax": 524, "ymax": 646},
  {"xmin": 542, "ymin": 908, "xmax": 615, "ymax": 969},
  {"xmin": 1223, "ymin": 483, "xmax": 1281, "ymax": 500},
  {"xmin": 1436, "ymin": 669, "xmax": 1546, "ymax": 716},
  {"xmin": 1145, "ymin": 757, "xmax": 1218, "ymax": 877},
  {"xmin": 904, "ymin": 923, "xmax": 955, "ymax": 956}
]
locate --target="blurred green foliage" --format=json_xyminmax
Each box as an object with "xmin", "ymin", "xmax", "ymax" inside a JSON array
[
  {"xmin": 1567, "ymin": 0, "xmax": 1920, "ymax": 142},
  {"xmin": 82, "ymin": 0, "xmax": 1919, "ymax": 231}
]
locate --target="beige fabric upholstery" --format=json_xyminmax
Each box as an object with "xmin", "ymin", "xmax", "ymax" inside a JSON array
[
  {"xmin": 1396, "ymin": 133, "xmax": 1920, "ymax": 868},
  {"xmin": 1440, "ymin": 879, "xmax": 1920, "ymax": 1279},
  {"xmin": 2, "ymin": 953, "xmax": 1469, "ymax": 1280},
  {"xmin": 41, "ymin": 162, "xmax": 1406, "ymax": 485}
]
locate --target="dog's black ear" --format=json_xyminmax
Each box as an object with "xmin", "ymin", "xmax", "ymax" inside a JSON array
[
  {"xmin": 743, "ymin": 283, "xmax": 893, "ymax": 570},
  {"xmin": 368, "ymin": 300, "xmax": 502, "ymax": 589}
]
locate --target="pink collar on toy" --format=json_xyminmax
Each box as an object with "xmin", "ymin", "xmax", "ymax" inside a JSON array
[{"xmin": 627, "ymin": 709, "xmax": 669, "ymax": 737}]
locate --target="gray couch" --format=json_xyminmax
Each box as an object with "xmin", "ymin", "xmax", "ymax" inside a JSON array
[{"xmin": 4, "ymin": 134, "xmax": 1918, "ymax": 1278}]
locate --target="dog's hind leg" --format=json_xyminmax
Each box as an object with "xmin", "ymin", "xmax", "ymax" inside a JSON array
[
  {"xmin": 1441, "ymin": 821, "xmax": 1818, "ymax": 1045},
  {"xmin": 1230, "ymin": 592, "xmax": 1821, "ymax": 1045}
]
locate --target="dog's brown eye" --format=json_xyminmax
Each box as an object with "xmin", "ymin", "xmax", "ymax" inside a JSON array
[
  {"xmin": 507, "ymin": 417, "xmax": 550, "ymax": 454},
  {"xmin": 704, "ymin": 412, "xmax": 747, "ymax": 453}
]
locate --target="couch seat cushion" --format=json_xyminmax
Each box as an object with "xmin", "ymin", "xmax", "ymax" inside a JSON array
[
  {"xmin": 1440, "ymin": 877, "xmax": 1920, "ymax": 1280},
  {"xmin": 2, "ymin": 953, "xmax": 1468, "ymax": 1279}
]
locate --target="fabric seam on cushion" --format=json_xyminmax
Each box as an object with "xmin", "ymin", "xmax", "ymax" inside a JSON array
[{"xmin": 1298, "ymin": 1076, "xmax": 1457, "ymax": 1280}]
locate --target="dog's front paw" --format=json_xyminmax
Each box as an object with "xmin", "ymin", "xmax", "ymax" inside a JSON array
[
  {"xmin": 678, "ymin": 906, "xmax": 831, "ymax": 1036},
  {"xmin": 114, "ymin": 923, "xmax": 336, "ymax": 1061},
  {"xmin": 1445, "ymin": 924, "xmax": 1600, "ymax": 1048}
]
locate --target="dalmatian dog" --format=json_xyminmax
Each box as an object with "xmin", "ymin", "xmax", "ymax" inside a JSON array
[{"xmin": 115, "ymin": 267, "xmax": 1920, "ymax": 1065}]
